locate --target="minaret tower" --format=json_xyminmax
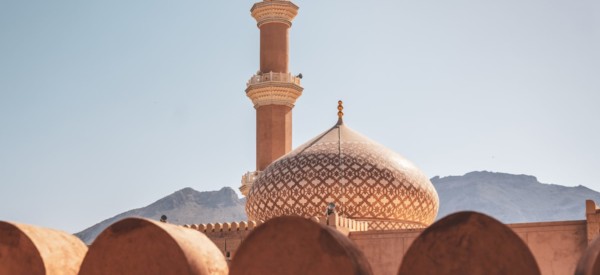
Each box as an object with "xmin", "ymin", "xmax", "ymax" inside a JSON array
[
  {"xmin": 246, "ymin": 1, "xmax": 303, "ymax": 172},
  {"xmin": 241, "ymin": 0, "xmax": 302, "ymax": 196}
]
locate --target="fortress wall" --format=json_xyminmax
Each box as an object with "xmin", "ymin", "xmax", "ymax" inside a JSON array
[
  {"xmin": 509, "ymin": 220, "xmax": 587, "ymax": 275},
  {"xmin": 198, "ymin": 218, "xmax": 587, "ymax": 275},
  {"xmin": 196, "ymin": 215, "xmax": 370, "ymax": 260},
  {"xmin": 350, "ymin": 230, "xmax": 421, "ymax": 275},
  {"xmin": 203, "ymin": 232, "xmax": 250, "ymax": 259},
  {"xmin": 184, "ymin": 221, "xmax": 260, "ymax": 259},
  {"xmin": 195, "ymin": 215, "xmax": 370, "ymax": 258},
  {"xmin": 349, "ymin": 220, "xmax": 587, "ymax": 275}
]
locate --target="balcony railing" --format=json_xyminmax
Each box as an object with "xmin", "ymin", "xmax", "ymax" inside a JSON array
[{"xmin": 247, "ymin": 72, "xmax": 302, "ymax": 87}]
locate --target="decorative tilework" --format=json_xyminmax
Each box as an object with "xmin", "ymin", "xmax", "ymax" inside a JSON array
[{"xmin": 246, "ymin": 121, "xmax": 439, "ymax": 229}]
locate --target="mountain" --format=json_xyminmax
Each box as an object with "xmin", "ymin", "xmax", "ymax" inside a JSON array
[
  {"xmin": 75, "ymin": 187, "xmax": 247, "ymax": 244},
  {"xmin": 432, "ymin": 171, "xmax": 600, "ymax": 223},
  {"xmin": 75, "ymin": 171, "xmax": 600, "ymax": 244}
]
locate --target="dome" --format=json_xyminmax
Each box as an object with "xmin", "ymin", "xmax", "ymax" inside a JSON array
[{"xmin": 246, "ymin": 117, "xmax": 439, "ymax": 230}]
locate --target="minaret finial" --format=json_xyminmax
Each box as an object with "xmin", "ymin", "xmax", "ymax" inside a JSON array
[{"xmin": 337, "ymin": 100, "xmax": 344, "ymax": 125}]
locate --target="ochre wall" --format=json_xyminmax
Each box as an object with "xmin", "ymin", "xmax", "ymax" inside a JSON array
[
  {"xmin": 205, "ymin": 230, "xmax": 252, "ymax": 260},
  {"xmin": 510, "ymin": 221, "xmax": 587, "ymax": 275},
  {"xmin": 349, "ymin": 220, "xmax": 587, "ymax": 275},
  {"xmin": 204, "ymin": 220, "xmax": 587, "ymax": 275},
  {"xmin": 350, "ymin": 230, "xmax": 419, "ymax": 275}
]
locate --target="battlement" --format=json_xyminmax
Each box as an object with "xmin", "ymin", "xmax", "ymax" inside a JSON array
[
  {"xmin": 183, "ymin": 221, "xmax": 263, "ymax": 235},
  {"xmin": 183, "ymin": 214, "xmax": 369, "ymax": 237}
]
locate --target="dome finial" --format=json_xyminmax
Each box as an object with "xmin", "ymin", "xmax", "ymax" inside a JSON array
[{"xmin": 336, "ymin": 100, "xmax": 344, "ymax": 125}]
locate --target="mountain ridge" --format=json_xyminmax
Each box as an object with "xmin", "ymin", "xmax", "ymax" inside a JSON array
[
  {"xmin": 75, "ymin": 171, "xmax": 600, "ymax": 244},
  {"xmin": 431, "ymin": 171, "xmax": 600, "ymax": 223},
  {"xmin": 75, "ymin": 187, "xmax": 247, "ymax": 244}
]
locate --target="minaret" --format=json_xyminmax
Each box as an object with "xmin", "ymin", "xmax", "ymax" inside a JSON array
[
  {"xmin": 240, "ymin": 0, "xmax": 302, "ymax": 196},
  {"xmin": 246, "ymin": 0, "xmax": 303, "ymax": 172}
]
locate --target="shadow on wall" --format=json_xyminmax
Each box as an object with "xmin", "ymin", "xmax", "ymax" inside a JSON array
[{"xmin": 4, "ymin": 211, "xmax": 600, "ymax": 274}]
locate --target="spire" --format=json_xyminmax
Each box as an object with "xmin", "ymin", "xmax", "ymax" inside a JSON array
[{"xmin": 337, "ymin": 100, "xmax": 344, "ymax": 125}]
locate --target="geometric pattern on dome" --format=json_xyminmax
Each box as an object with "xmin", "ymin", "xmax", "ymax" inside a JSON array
[{"xmin": 246, "ymin": 121, "xmax": 439, "ymax": 229}]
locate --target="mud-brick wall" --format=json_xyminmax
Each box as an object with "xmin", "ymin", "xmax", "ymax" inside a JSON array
[
  {"xmin": 509, "ymin": 220, "xmax": 587, "ymax": 275},
  {"xmin": 207, "ymin": 231, "xmax": 252, "ymax": 259},
  {"xmin": 350, "ymin": 220, "xmax": 587, "ymax": 275},
  {"xmin": 350, "ymin": 230, "xmax": 421, "ymax": 275}
]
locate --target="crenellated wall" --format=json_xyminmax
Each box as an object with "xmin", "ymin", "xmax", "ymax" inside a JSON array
[
  {"xmin": 182, "ymin": 221, "xmax": 263, "ymax": 259},
  {"xmin": 3, "ymin": 202, "xmax": 600, "ymax": 274},
  {"xmin": 183, "ymin": 221, "xmax": 262, "ymax": 235},
  {"xmin": 178, "ymin": 200, "xmax": 600, "ymax": 275},
  {"xmin": 184, "ymin": 214, "xmax": 369, "ymax": 259},
  {"xmin": 350, "ymin": 220, "xmax": 587, "ymax": 275}
]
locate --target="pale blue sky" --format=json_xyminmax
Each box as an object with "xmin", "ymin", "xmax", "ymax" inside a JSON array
[{"xmin": 0, "ymin": 0, "xmax": 598, "ymax": 233}]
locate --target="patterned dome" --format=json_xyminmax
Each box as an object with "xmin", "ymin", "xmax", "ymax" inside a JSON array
[{"xmin": 246, "ymin": 118, "xmax": 439, "ymax": 230}]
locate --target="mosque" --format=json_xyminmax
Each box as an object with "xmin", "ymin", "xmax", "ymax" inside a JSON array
[
  {"xmin": 239, "ymin": 0, "xmax": 438, "ymax": 232},
  {"xmin": 194, "ymin": 1, "xmax": 600, "ymax": 274},
  {"xmin": 2, "ymin": 1, "xmax": 600, "ymax": 275}
]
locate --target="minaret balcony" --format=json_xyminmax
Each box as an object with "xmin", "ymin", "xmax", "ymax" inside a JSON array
[
  {"xmin": 245, "ymin": 72, "xmax": 303, "ymax": 108},
  {"xmin": 246, "ymin": 72, "xmax": 302, "ymax": 87}
]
